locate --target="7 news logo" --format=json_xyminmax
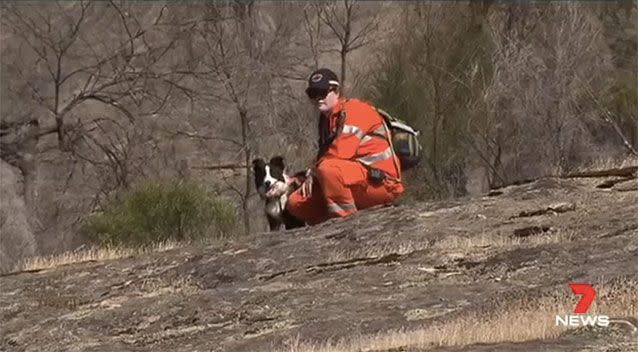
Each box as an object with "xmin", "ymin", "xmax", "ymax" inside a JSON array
[{"xmin": 555, "ymin": 283, "xmax": 609, "ymax": 327}]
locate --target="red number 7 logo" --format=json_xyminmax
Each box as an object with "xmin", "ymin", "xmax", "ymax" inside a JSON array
[{"xmin": 569, "ymin": 283, "xmax": 596, "ymax": 314}]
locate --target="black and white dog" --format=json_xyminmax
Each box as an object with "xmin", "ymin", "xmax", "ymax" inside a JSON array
[{"xmin": 252, "ymin": 156, "xmax": 305, "ymax": 231}]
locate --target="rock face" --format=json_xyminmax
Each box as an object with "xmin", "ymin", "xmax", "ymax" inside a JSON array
[
  {"xmin": 1, "ymin": 177, "xmax": 637, "ymax": 352},
  {"xmin": 0, "ymin": 160, "xmax": 37, "ymax": 270}
]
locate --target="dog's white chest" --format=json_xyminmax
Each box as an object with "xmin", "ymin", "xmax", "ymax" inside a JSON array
[{"xmin": 265, "ymin": 194, "xmax": 287, "ymax": 219}]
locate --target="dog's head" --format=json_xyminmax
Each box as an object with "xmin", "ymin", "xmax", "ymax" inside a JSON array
[{"xmin": 252, "ymin": 156, "xmax": 289, "ymax": 199}]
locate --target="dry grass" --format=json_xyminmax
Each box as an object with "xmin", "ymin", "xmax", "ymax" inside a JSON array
[
  {"xmin": 326, "ymin": 241, "xmax": 427, "ymax": 263},
  {"xmin": 281, "ymin": 280, "xmax": 638, "ymax": 352},
  {"xmin": 433, "ymin": 229, "xmax": 577, "ymax": 251},
  {"xmin": 138, "ymin": 275, "xmax": 202, "ymax": 297},
  {"xmin": 11, "ymin": 241, "xmax": 181, "ymax": 273},
  {"xmin": 545, "ymin": 156, "xmax": 638, "ymax": 177},
  {"xmin": 326, "ymin": 230, "xmax": 575, "ymax": 265},
  {"xmin": 570, "ymin": 156, "xmax": 638, "ymax": 174}
]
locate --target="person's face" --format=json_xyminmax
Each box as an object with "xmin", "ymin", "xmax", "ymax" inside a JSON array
[{"xmin": 307, "ymin": 87, "xmax": 339, "ymax": 113}]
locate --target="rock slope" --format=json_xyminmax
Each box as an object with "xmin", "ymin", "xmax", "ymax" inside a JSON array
[{"xmin": 1, "ymin": 176, "xmax": 637, "ymax": 352}]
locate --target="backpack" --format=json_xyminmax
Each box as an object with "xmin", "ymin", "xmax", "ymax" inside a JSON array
[{"xmin": 376, "ymin": 108, "xmax": 422, "ymax": 171}]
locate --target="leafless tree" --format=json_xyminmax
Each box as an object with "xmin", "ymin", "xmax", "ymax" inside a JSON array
[
  {"xmin": 0, "ymin": 1, "xmax": 197, "ymax": 255},
  {"xmin": 483, "ymin": 3, "xmax": 616, "ymax": 180},
  {"xmin": 1, "ymin": 1, "xmax": 192, "ymax": 192},
  {"xmin": 182, "ymin": 2, "xmax": 307, "ymax": 235},
  {"xmin": 315, "ymin": 0, "xmax": 380, "ymax": 90}
]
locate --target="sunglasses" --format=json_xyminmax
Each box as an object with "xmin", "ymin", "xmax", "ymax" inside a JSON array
[{"xmin": 306, "ymin": 87, "xmax": 336, "ymax": 100}]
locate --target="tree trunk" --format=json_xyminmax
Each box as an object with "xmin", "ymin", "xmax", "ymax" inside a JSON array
[
  {"xmin": 341, "ymin": 0, "xmax": 351, "ymax": 90},
  {"xmin": 240, "ymin": 108, "xmax": 251, "ymax": 236},
  {"xmin": 604, "ymin": 112, "xmax": 638, "ymax": 157},
  {"xmin": 340, "ymin": 49, "xmax": 347, "ymax": 90},
  {"xmin": 431, "ymin": 76, "xmax": 442, "ymax": 193}
]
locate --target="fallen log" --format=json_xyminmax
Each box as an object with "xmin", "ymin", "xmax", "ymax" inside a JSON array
[{"xmin": 564, "ymin": 166, "xmax": 638, "ymax": 179}]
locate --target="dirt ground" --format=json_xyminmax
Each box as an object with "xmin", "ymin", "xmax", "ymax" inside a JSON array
[{"xmin": 1, "ymin": 176, "xmax": 637, "ymax": 352}]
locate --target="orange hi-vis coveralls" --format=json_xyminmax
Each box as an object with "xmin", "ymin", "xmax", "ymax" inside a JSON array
[{"xmin": 287, "ymin": 97, "xmax": 404, "ymax": 225}]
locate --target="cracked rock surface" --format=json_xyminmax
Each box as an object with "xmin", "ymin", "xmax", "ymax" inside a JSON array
[{"xmin": 1, "ymin": 177, "xmax": 637, "ymax": 352}]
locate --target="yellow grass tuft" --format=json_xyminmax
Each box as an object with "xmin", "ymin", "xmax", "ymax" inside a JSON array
[
  {"xmin": 281, "ymin": 280, "xmax": 637, "ymax": 352},
  {"xmin": 327, "ymin": 241, "xmax": 426, "ymax": 263},
  {"xmin": 138, "ymin": 275, "xmax": 202, "ymax": 297},
  {"xmin": 433, "ymin": 229, "xmax": 577, "ymax": 251},
  {"xmin": 12, "ymin": 241, "xmax": 181, "ymax": 273}
]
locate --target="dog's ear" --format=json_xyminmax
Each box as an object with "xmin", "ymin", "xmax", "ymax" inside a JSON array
[
  {"xmin": 252, "ymin": 158, "xmax": 265, "ymax": 171},
  {"xmin": 269, "ymin": 156, "xmax": 285, "ymax": 169}
]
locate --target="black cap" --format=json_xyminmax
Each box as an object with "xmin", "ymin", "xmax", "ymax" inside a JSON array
[{"xmin": 306, "ymin": 68, "xmax": 340, "ymax": 94}]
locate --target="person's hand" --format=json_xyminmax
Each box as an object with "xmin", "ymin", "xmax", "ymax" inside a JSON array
[{"xmin": 301, "ymin": 168, "xmax": 314, "ymax": 198}]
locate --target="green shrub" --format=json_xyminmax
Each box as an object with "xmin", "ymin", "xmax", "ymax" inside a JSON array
[{"xmin": 81, "ymin": 180, "xmax": 237, "ymax": 246}]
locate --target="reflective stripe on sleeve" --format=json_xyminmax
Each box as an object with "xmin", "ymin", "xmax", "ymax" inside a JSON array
[
  {"xmin": 361, "ymin": 135, "xmax": 373, "ymax": 144},
  {"xmin": 371, "ymin": 125, "xmax": 387, "ymax": 136},
  {"xmin": 341, "ymin": 124, "xmax": 365, "ymax": 139},
  {"xmin": 327, "ymin": 202, "xmax": 357, "ymax": 214},
  {"xmin": 356, "ymin": 147, "xmax": 393, "ymax": 165},
  {"xmin": 360, "ymin": 125, "xmax": 387, "ymax": 144}
]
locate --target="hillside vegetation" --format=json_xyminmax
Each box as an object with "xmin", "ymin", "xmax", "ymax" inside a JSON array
[{"xmin": 1, "ymin": 1, "xmax": 637, "ymax": 269}]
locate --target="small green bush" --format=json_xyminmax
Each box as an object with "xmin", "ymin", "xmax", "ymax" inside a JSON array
[{"xmin": 81, "ymin": 180, "xmax": 237, "ymax": 246}]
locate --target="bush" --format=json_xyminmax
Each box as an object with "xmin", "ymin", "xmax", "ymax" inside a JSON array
[{"xmin": 81, "ymin": 180, "xmax": 237, "ymax": 246}]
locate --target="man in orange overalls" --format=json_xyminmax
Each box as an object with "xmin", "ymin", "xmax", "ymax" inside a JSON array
[{"xmin": 286, "ymin": 68, "xmax": 404, "ymax": 225}]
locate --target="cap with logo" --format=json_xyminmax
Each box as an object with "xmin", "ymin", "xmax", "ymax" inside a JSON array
[{"xmin": 306, "ymin": 68, "xmax": 340, "ymax": 96}]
